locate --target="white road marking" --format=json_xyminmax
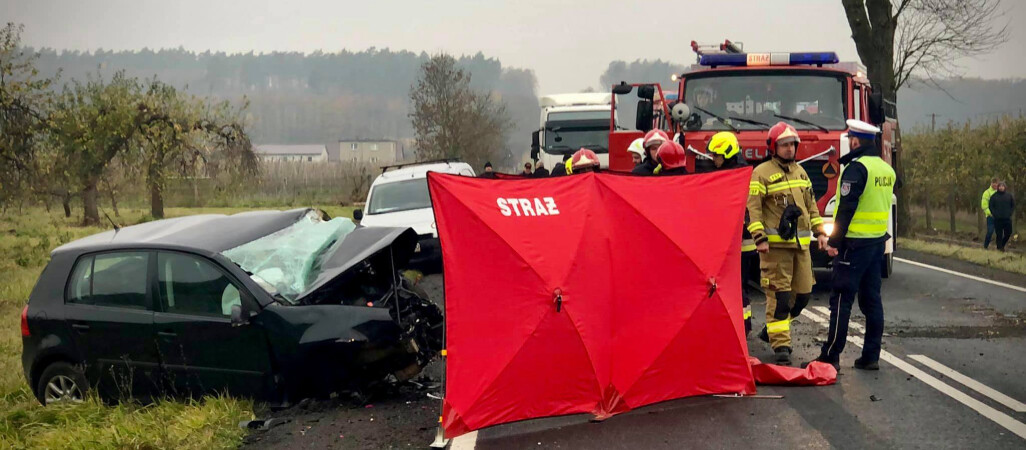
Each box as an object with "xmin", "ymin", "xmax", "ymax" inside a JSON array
[
  {"xmin": 894, "ymin": 257, "xmax": 1026, "ymax": 293},
  {"xmin": 451, "ymin": 430, "xmax": 478, "ymax": 450},
  {"xmin": 800, "ymin": 309, "xmax": 1026, "ymax": 440},
  {"xmin": 811, "ymin": 306, "xmax": 866, "ymax": 333},
  {"xmin": 908, "ymin": 354, "xmax": 1026, "ymax": 413}
]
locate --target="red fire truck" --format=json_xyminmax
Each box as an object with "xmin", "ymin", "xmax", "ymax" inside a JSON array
[{"xmin": 607, "ymin": 41, "xmax": 899, "ymax": 277}]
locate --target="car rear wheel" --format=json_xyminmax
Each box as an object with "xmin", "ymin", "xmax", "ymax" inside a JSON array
[{"xmin": 36, "ymin": 362, "xmax": 88, "ymax": 405}]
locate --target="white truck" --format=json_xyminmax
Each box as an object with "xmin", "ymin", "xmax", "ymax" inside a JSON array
[{"xmin": 531, "ymin": 93, "xmax": 614, "ymax": 171}]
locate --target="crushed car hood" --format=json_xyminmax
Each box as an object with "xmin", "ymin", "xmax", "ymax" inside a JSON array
[{"xmin": 296, "ymin": 226, "xmax": 418, "ymax": 302}]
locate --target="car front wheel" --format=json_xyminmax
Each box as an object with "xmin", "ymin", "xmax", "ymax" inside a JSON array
[{"xmin": 36, "ymin": 362, "xmax": 88, "ymax": 405}]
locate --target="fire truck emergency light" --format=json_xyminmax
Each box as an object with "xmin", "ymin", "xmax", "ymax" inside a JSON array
[{"xmin": 699, "ymin": 52, "xmax": 839, "ymax": 67}]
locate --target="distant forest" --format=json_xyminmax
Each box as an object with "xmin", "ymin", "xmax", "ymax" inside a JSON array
[
  {"xmin": 28, "ymin": 47, "xmax": 541, "ymax": 161},
  {"xmin": 597, "ymin": 59, "xmax": 1026, "ymax": 131}
]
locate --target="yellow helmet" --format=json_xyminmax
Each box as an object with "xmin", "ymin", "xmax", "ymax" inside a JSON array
[{"xmin": 707, "ymin": 131, "xmax": 740, "ymax": 159}]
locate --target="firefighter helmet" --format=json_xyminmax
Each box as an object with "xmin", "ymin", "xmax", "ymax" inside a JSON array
[
  {"xmin": 643, "ymin": 129, "xmax": 669, "ymax": 149},
  {"xmin": 627, "ymin": 138, "xmax": 646, "ymax": 158},
  {"xmin": 767, "ymin": 122, "xmax": 800, "ymax": 150},
  {"xmin": 657, "ymin": 141, "xmax": 687, "ymax": 170},
  {"xmin": 571, "ymin": 148, "xmax": 600, "ymax": 171},
  {"xmin": 707, "ymin": 131, "xmax": 740, "ymax": 159}
]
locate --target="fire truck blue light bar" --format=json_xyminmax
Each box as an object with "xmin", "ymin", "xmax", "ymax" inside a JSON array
[{"xmin": 699, "ymin": 52, "xmax": 840, "ymax": 67}]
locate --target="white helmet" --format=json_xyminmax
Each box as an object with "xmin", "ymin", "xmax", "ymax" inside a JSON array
[{"xmin": 627, "ymin": 138, "xmax": 645, "ymax": 158}]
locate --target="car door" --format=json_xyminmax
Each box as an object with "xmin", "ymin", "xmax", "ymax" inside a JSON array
[
  {"xmin": 63, "ymin": 250, "xmax": 161, "ymax": 400},
  {"xmin": 152, "ymin": 251, "xmax": 273, "ymax": 398}
]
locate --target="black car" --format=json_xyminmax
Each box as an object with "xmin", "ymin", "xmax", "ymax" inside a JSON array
[{"xmin": 21, "ymin": 208, "xmax": 442, "ymax": 405}]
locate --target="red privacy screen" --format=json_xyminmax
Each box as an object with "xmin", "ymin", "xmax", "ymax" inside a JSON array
[{"xmin": 427, "ymin": 169, "xmax": 756, "ymax": 437}]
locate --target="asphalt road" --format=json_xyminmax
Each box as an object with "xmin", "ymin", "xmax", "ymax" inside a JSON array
[{"xmin": 458, "ymin": 250, "xmax": 1026, "ymax": 450}]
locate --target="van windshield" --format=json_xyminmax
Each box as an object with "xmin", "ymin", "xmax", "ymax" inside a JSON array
[{"xmin": 367, "ymin": 178, "xmax": 432, "ymax": 215}]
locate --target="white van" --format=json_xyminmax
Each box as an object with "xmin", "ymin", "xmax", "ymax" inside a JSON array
[{"xmin": 353, "ymin": 160, "xmax": 475, "ymax": 265}]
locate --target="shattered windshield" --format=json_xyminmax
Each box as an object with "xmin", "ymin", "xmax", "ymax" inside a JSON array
[{"xmin": 222, "ymin": 210, "xmax": 357, "ymax": 304}]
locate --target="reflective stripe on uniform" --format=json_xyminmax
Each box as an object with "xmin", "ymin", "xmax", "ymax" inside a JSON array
[
  {"xmin": 767, "ymin": 319, "xmax": 790, "ymax": 333},
  {"xmin": 763, "ymin": 229, "xmax": 812, "ymax": 245},
  {"xmin": 747, "ymin": 222, "xmax": 765, "ymax": 233},
  {"xmin": 750, "ymin": 181, "xmax": 767, "ymax": 195},
  {"xmin": 766, "ymin": 179, "xmax": 811, "ymax": 194},
  {"xmin": 741, "ymin": 240, "xmax": 757, "ymax": 252},
  {"xmin": 743, "ymin": 305, "xmax": 752, "ymax": 319},
  {"xmin": 810, "ymin": 216, "xmax": 824, "ymax": 226}
]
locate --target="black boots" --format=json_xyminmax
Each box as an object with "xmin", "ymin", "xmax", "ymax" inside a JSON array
[
  {"xmin": 854, "ymin": 357, "xmax": 880, "ymax": 370},
  {"xmin": 774, "ymin": 346, "xmax": 792, "ymax": 364}
]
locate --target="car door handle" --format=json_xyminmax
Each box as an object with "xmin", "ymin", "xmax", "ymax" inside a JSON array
[
  {"xmin": 157, "ymin": 331, "xmax": 177, "ymax": 338},
  {"xmin": 71, "ymin": 323, "xmax": 90, "ymax": 332}
]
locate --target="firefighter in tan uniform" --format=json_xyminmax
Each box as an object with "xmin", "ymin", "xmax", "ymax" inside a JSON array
[{"xmin": 748, "ymin": 122, "xmax": 829, "ymax": 364}]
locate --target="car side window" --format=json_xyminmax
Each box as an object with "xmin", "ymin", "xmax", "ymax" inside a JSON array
[
  {"xmin": 67, "ymin": 252, "xmax": 150, "ymax": 309},
  {"xmin": 157, "ymin": 252, "xmax": 241, "ymax": 317}
]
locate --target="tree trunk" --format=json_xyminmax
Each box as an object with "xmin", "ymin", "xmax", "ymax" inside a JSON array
[
  {"xmin": 82, "ymin": 182, "xmax": 100, "ymax": 226},
  {"xmin": 150, "ymin": 182, "xmax": 165, "ymax": 219},
  {"xmin": 109, "ymin": 188, "xmax": 120, "ymax": 218},
  {"xmin": 62, "ymin": 193, "xmax": 72, "ymax": 218},
  {"xmin": 924, "ymin": 186, "xmax": 933, "ymax": 231},
  {"xmin": 948, "ymin": 191, "xmax": 957, "ymax": 235}
]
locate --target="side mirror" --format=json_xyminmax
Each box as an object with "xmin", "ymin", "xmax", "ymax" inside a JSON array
[
  {"xmin": 637, "ymin": 85, "xmax": 655, "ymax": 100},
  {"xmin": 230, "ymin": 304, "xmax": 249, "ymax": 327},
  {"xmin": 867, "ymin": 92, "xmax": 885, "ymax": 125},
  {"xmin": 353, "ymin": 209, "xmax": 363, "ymax": 221},
  {"xmin": 531, "ymin": 130, "xmax": 540, "ymax": 160},
  {"xmin": 612, "ymin": 82, "xmax": 633, "ymax": 95},
  {"xmin": 636, "ymin": 100, "xmax": 654, "ymax": 132}
]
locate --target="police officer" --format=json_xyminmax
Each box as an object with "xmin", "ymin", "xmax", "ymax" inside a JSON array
[
  {"xmin": 706, "ymin": 131, "xmax": 753, "ymax": 335},
  {"xmin": 809, "ymin": 119, "xmax": 895, "ymax": 371},
  {"xmin": 748, "ymin": 122, "xmax": 829, "ymax": 364}
]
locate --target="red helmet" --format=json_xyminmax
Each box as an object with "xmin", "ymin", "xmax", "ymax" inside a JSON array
[
  {"xmin": 571, "ymin": 148, "xmax": 600, "ymax": 170},
  {"xmin": 767, "ymin": 121, "xmax": 800, "ymax": 150},
  {"xmin": 657, "ymin": 141, "xmax": 687, "ymax": 170},
  {"xmin": 643, "ymin": 129, "xmax": 670, "ymax": 149}
]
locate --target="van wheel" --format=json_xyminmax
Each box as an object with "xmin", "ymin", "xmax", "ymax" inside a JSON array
[{"xmin": 36, "ymin": 362, "xmax": 88, "ymax": 405}]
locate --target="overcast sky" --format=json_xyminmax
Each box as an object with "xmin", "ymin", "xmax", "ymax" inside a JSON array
[{"xmin": 3, "ymin": 0, "xmax": 1023, "ymax": 94}]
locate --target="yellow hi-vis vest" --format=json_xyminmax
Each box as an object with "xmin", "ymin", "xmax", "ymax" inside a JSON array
[{"xmin": 836, "ymin": 156, "xmax": 895, "ymax": 239}]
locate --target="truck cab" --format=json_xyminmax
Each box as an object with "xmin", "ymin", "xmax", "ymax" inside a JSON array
[
  {"xmin": 607, "ymin": 47, "xmax": 899, "ymax": 277},
  {"xmin": 531, "ymin": 93, "xmax": 614, "ymax": 171}
]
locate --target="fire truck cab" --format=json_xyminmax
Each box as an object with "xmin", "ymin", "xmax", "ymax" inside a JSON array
[{"xmin": 608, "ymin": 41, "xmax": 899, "ymax": 277}]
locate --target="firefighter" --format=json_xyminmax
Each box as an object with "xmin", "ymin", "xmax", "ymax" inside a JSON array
[
  {"xmin": 570, "ymin": 148, "xmax": 600, "ymax": 173},
  {"xmin": 633, "ymin": 129, "xmax": 668, "ymax": 175},
  {"xmin": 656, "ymin": 141, "xmax": 687, "ymax": 175},
  {"xmin": 706, "ymin": 131, "xmax": 753, "ymax": 334},
  {"xmin": 550, "ymin": 154, "xmax": 571, "ymax": 177},
  {"xmin": 748, "ymin": 122, "xmax": 829, "ymax": 364},
  {"xmin": 627, "ymin": 138, "xmax": 646, "ymax": 167},
  {"xmin": 810, "ymin": 119, "xmax": 896, "ymax": 372}
]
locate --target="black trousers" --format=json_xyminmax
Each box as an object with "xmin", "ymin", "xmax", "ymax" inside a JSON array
[
  {"xmin": 819, "ymin": 242, "xmax": 885, "ymax": 363},
  {"xmin": 995, "ymin": 218, "xmax": 1013, "ymax": 250}
]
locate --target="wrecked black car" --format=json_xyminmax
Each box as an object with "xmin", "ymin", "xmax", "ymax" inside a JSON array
[{"xmin": 20, "ymin": 208, "xmax": 442, "ymax": 405}]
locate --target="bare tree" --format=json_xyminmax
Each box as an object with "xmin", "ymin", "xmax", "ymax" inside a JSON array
[
  {"xmin": 841, "ymin": 0, "xmax": 1007, "ymax": 236},
  {"xmin": 842, "ymin": 0, "xmax": 1009, "ymax": 102},
  {"xmin": 409, "ymin": 54, "xmax": 512, "ymax": 169}
]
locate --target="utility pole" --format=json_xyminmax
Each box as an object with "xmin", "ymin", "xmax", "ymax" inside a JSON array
[{"xmin": 930, "ymin": 113, "xmax": 936, "ymax": 132}]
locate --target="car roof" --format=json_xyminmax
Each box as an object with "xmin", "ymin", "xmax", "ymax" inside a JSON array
[
  {"xmin": 53, "ymin": 208, "xmax": 313, "ymax": 255},
  {"xmin": 373, "ymin": 161, "xmax": 473, "ymax": 186}
]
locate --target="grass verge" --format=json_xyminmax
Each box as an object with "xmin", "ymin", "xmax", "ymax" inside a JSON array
[
  {"xmin": 0, "ymin": 205, "xmax": 353, "ymax": 449},
  {"xmin": 899, "ymin": 237, "xmax": 1026, "ymax": 276}
]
